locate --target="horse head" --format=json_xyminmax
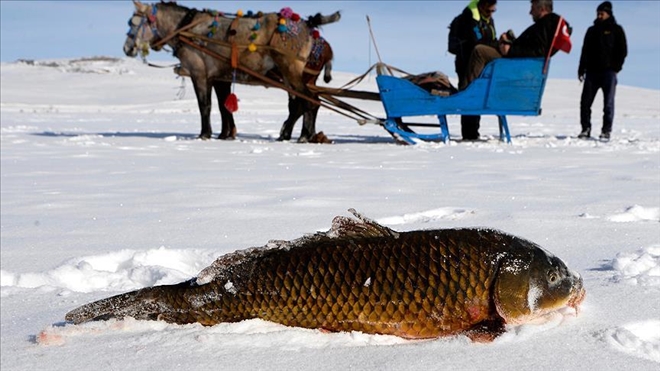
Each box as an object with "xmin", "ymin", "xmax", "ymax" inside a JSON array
[
  {"xmin": 124, "ymin": 0, "xmax": 174, "ymax": 57},
  {"xmin": 123, "ymin": 1, "xmax": 161, "ymax": 58}
]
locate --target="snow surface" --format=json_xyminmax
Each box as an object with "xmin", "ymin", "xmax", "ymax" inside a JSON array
[{"xmin": 1, "ymin": 57, "xmax": 659, "ymax": 370}]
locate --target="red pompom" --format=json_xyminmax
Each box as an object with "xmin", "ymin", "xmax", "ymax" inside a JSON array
[
  {"xmin": 224, "ymin": 93, "xmax": 239, "ymax": 113},
  {"xmin": 312, "ymin": 29, "xmax": 320, "ymax": 39},
  {"xmin": 291, "ymin": 13, "xmax": 300, "ymax": 21}
]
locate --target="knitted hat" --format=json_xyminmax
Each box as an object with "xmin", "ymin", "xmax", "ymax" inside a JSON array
[{"xmin": 597, "ymin": 1, "xmax": 612, "ymax": 16}]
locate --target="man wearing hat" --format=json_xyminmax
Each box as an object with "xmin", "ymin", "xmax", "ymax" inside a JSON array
[{"xmin": 577, "ymin": 1, "xmax": 628, "ymax": 141}]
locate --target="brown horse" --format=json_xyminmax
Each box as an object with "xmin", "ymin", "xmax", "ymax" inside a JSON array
[
  {"xmin": 176, "ymin": 36, "xmax": 334, "ymax": 142},
  {"xmin": 279, "ymin": 36, "xmax": 334, "ymax": 142},
  {"xmin": 124, "ymin": 1, "xmax": 340, "ymax": 141}
]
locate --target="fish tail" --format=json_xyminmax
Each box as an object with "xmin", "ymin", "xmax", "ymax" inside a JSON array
[{"xmin": 65, "ymin": 281, "xmax": 191, "ymax": 325}]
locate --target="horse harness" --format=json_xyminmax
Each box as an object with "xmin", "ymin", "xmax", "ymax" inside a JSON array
[{"xmin": 130, "ymin": 5, "xmax": 378, "ymax": 123}]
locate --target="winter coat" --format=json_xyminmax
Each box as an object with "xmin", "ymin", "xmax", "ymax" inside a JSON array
[
  {"xmin": 507, "ymin": 13, "xmax": 566, "ymax": 58},
  {"xmin": 578, "ymin": 16, "xmax": 627, "ymax": 74},
  {"xmin": 451, "ymin": 4, "xmax": 498, "ymax": 74}
]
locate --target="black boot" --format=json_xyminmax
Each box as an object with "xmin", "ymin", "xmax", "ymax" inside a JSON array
[{"xmin": 577, "ymin": 128, "xmax": 591, "ymax": 139}]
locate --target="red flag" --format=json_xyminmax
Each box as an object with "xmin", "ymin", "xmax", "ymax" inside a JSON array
[{"xmin": 553, "ymin": 17, "xmax": 572, "ymax": 54}]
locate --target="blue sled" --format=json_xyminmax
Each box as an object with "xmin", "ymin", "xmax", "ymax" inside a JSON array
[{"xmin": 376, "ymin": 58, "xmax": 550, "ymax": 144}]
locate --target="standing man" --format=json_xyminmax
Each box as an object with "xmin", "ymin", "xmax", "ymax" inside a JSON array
[
  {"xmin": 448, "ymin": 0, "xmax": 498, "ymax": 141},
  {"xmin": 577, "ymin": 1, "xmax": 627, "ymax": 141}
]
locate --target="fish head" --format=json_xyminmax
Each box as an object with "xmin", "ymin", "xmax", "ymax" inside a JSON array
[{"xmin": 494, "ymin": 240, "xmax": 586, "ymax": 324}]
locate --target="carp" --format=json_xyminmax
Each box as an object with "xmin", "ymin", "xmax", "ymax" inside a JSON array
[{"xmin": 65, "ymin": 209, "xmax": 585, "ymax": 342}]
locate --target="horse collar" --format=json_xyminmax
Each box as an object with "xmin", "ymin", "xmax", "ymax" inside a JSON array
[{"xmin": 176, "ymin": 8, "xmax": 198, "ymax": 30}]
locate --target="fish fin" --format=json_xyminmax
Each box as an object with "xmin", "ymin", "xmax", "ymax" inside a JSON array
[
  {"xmin": 196, "ymin": 209, "xmax": 398, "ymax": 285},
  {"xmin": 66, "ymin": 288, "xmax": 153, "ymax": 324},
  {"xmin": 464, "ymin": 319, "xmax": 506, "ymax": 342},
  {"xmin": 195, "ymin": 245, "xmax": 276, "ymax": 285},
  {"xmin": 65, "ymin": 282, "xmax": 189, "ymax": 325},
  {"xmin": 327, "ymin": 208, "xmax": 399, "ymax": 239}
]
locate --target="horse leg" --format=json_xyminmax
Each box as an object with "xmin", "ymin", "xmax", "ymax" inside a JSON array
[
  {"xmin": 192, "ymin": 77, "xmax": 213, "ymax": 139},
  {"xmin": 213, "ymin": 81, "xmax": 236, "ymax": 140},
  {"xmin": 277, "ymin": 94, "xmax": 303, "ymax": 141},
  {"xmin": 301, "ymin": 102, "xmax": 322, "ymax": 142},
  {"xmin": 298, "ymin": 98, "xmax": 317, "ymax": 143}
]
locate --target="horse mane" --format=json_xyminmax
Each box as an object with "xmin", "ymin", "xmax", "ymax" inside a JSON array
[
  {"xmin": 157, "ymin": 1, "xmax": 190, "ymax": 13},
  {"xmin": 156, "ymin": 1, "xmax": 335, "ymax": 27}
]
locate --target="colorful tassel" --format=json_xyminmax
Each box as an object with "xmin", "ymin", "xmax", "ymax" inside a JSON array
[
  {"xmin": 280, "ymin": 7, "xmax": 293, "ymax": 18},
  {"xmin": 224, "ymin": 93, "xmax": 239, "ymax": 113}
]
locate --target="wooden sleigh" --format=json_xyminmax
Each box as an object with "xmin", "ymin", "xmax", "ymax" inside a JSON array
[{"xmin": 376, "ymin": 57, "xmax": 550, "ymax": 144}]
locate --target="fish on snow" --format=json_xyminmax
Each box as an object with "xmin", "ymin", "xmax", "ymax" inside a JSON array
[{"xmin": 65, "ymin": 209, "xmax": 585, "ymax": 342}]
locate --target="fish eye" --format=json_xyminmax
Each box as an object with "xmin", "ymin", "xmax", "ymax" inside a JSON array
[{"xmin": 548, "ymin": 271, "xmax": 559, "ymax": 284}]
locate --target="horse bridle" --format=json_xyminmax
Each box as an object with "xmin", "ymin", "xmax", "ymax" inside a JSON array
[{"xmin": 126, "ymin": 5, "xmax": 161, "ymax": 55}]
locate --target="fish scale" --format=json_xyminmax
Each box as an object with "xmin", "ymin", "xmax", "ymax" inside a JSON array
[
  {"xmin": 65, "ymin": 211, "xmax": 585, "ymax": 341},
  {"xmin": 162, "ymin": 231, "xmax": 498, "ymax": 339}
]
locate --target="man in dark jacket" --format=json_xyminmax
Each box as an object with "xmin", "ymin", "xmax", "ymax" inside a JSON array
[
  {"xmin": 449, "ymin": 0, "xmax": 498, "ymax": 140},
  {"xmin": 462, "ymin": 0, "xmax": 566, "ymax": 88},
  {"xmin": 577, "ymin": 1, "xmax": 627, "ymax": 141}
]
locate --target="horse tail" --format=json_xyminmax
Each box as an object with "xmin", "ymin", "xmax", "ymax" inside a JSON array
[
  {"xmin": 323, "ymin": 60, "xmax": 333, "ymax": 84},
  {"xmin": 323, "ymin": 41, "xmax": 334, "ymax": 84},
  {"xmin": 307, "ymin": 11, "xmax": 341, "ymax": 28}
]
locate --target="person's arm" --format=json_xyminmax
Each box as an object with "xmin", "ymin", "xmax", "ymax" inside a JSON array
[
  {"xmin": 499, "ymin": 36, "xmax": 511, "ymax": 56},
  {"xmin": 578, "ymin": 28, "xmax": 591, "ymax": 81},
  {"xmin": 612, "ymin": 25, "xmax": 628, "ymax": 72}
]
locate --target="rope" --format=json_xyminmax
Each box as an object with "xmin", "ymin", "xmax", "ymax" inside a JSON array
[
  {"xmin": 179, "ymin": 31, "xmax": 308, "ymax": 63},
  {"xmin": 366, "ymin": 16, "xmax": 383, "ymax": 64},
  {"xmin": 366, "ymin": 16, "xmax": 394, "ymax": 76},
  {"xmin": 152, "ymin": 19, "xmax": 391, "ymax": 126},
  {"xmin": 150, "ymin": 17, "xmax": 208, "ymax": 50}
]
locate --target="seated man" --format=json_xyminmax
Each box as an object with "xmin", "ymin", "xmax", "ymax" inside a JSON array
[{"xmin": 460, "ymin": 0, "xmax": 569, "ymax": 89}]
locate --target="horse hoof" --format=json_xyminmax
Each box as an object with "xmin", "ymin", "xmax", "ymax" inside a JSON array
[
  {"xmin": 309, "ymin": 131, "xmax": 332, "ymax": 144},
  {"xmin": 218, "ymin": 134, "xmax": 236, "ymax": 140},
  {"xmin": 199, "ymin": 134, "xmax": 212, "ymax": 140},
  {"xmin": 219, "ymin": 127, "xmax": 237, "ymax": 140},
  {"xmin": 276, "ymin": 136, "xmax": 290, "ymax": 142}
]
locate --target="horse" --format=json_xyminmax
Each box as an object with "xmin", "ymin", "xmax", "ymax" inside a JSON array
[
  {"xmin": 124, "ymin": 1, "xmax": 341, "ymax": 141},
  {"xmin": 176, "ymin": 36, "xmax": 334, "ymax": 142}
]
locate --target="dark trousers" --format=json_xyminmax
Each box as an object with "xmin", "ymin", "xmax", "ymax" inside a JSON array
[
  {"xmin": 461, "ymin": 45, "xmax": 502, "ymax": 89},
  {"xmin": 580, "ymin": 70, "xmax": 618, "ymax": 134},
  {"xmin": 456, "ymin": 49, "xmax": 492, "ymax": 140},
  {"xmin": 460, "ymin": 115, "xmax": 481, "ymax": 140}
]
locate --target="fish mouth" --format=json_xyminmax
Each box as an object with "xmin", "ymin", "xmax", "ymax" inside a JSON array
[{"xmin": 567, "ymin": 275, "xmax": 586, "ymax": 314}]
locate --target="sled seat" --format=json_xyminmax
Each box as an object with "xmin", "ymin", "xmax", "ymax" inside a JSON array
[{"xmin": 376, "ymin": 57, "xmax": 549, "ymax": 144}]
